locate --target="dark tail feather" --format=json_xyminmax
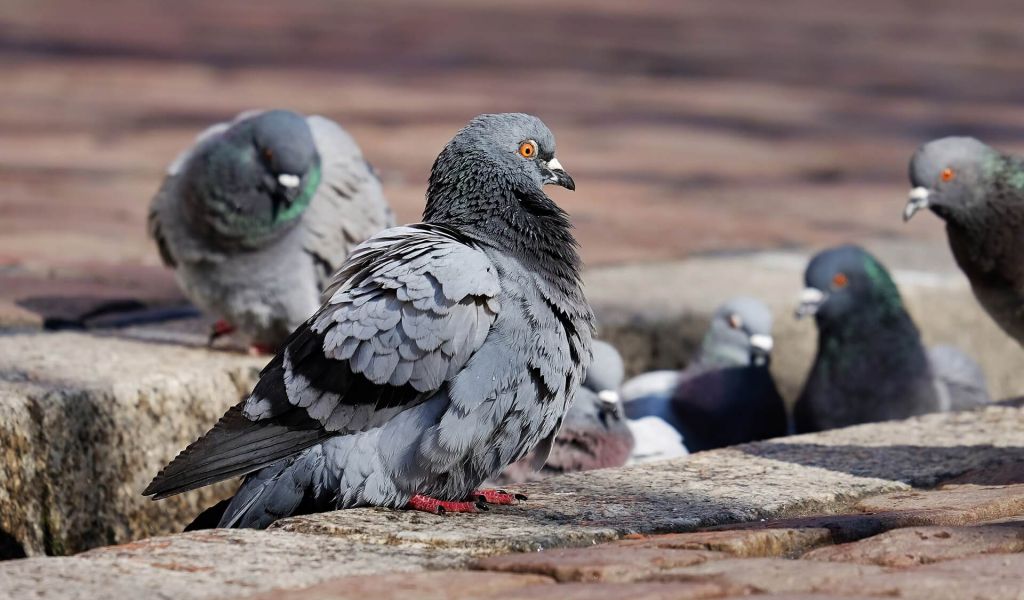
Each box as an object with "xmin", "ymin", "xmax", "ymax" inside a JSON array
[
  {"xmin": 184, "ymin": 498, "xmax": 232, "ymax": 531},
  {"xmin": 143, "ymin": 402, "xmax": 332, "ymax": 500},
  {"xmin": 218, "ymin": 451, "xmax": 325, "ymax": 529}
]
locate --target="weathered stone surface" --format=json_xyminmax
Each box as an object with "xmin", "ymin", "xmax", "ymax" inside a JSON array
[
  {"xmin": 942, "ymin": 460, "xmax": 1024, "ymax": 486},
  {"xmin": 646, "ymin": 556, "xmax": 888, "ymax": 594},
  {"xmin": 802, "ymin": 522, "xmax": 1024, "ymax": 566},
  {"xmin": 273, "ymin": 405, "xmax": 1024, "ymax": 555},
  {"xmin": 240, "ymin": 571, "xmax": 555, "ymax": 600},
  {"xmin": 744, "ymin": 406, "xmax": 1024, "ymax": 489},
  {"xmin": 2, "ymin": 401, "xmax": 1023, "ymax": 597},
  {"xmin": 0, "ymin": 332, "xmax": 264, "ymax": 556},
  {"xmin": 853, "ymin": 554, "xmax": 1024, "ymax": 599},
  {"xmin": 472, "ymin": 547, "xmax": 719, "ymax": 583},
  {"xmin": 495, "ymin": 582, "xmax": 733, "ymax": 600},
  {"xmin": 0, "ymin": 529, "xmax": 455, "ymax": 600},
  {"xmin": 612, "ymin": 528, "xmax": 833, "ymax": 558},
  {"xmin": 853, "ymin": 484, "xmax": 1024, "ymax": 527}
]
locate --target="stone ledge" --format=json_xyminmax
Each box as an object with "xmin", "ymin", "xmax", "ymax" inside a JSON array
[
  {"xmin": 0, "ymin": 332, "xmax": 265, "ymax": 556},
  {"xmin": 1, "ymin": 404, "xmax": 1021, "ymax": 598}
]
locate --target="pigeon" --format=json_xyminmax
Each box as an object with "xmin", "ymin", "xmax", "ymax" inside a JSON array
[
  {"xmin": 904, "ymin": 136, "xmax": 1024, "ymax": 346},
  {"xmin": 144, "ymin": 113, "xmax": 593, "ymax": 528},
  {"xmin": 622, "ymin": 296, "xmax": 786, "ymax": 453},
  {"xmin": 493, "ymin": 341, "xmax": 633, "ymax": 484},
  {"xmin": 149, "ymin": 109, "xmax": 394, "ymax": 352},
  {"xmin": 794, "ymin": 244, "xmax": 990, "ymax": 433}
]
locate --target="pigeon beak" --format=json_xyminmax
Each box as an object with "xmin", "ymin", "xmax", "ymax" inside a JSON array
[
  {"xmin": 597, "ymin": 389, "xmax": 622, "ymax": 419},
  {"xmin": 543, "ymin": 157, "xmax": 576, "ymax": 191},
  {"xmin": 795, "ymin": 287, "xmax": 826, "ymax": 319},
  {"xmin": 278, "ymin": 173, "xmax": 301, "ymax": 189},
  {"xmin": 903, "ymin": 187, "xmax": 930, "ymax": 222},
  {"xmin": 749, "ymin": 334, "xmax": 774, "ymax": 354}
]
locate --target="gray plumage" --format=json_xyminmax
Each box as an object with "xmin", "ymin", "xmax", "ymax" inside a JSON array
[
  {"xmin": 145, "ymin": 113, "xmax": 592, "ymax": 528},
  {"xmin": 905, "ymin": 136, "xmax": 1024, "ymax": 346},
  {"xmin": 149, "ymin": 109, "xmax": 394, "ymax": 349},
  {"xmin": 494, "ymin": 340, "xmax": 633, "ymax": 484},
  {"xmin": 928, "ymin": 345, "xmax": 991, "ymax": 412},
  {"xmin": 794, "ymin": 244, "xmax": 990, "ymax": 434},
  {"xmin": 622, "ymin": 296, "xmax": 786, "ymax": 452}
]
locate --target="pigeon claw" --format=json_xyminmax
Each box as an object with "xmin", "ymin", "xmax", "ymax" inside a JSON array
[
  {"xmin": 208, "ymin": 320, "xmax": 236, "ymax": 346},
  {"xmin": 406, "ymin": 494, "xmax": 481, "ymax": 514},
  {"xmin": 471, "ymin": 489, "xmax": 526, "ymax": 505},
  {"xmin": 247, "ymin": 343, "xmax": 276, "ymax": 356}
]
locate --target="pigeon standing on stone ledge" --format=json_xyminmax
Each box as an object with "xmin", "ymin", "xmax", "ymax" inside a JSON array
[
  {"xmin": 494, "ymin": 341, "xmax": 633, "ymax": 484},
  {"xmin": 904, "ymin": 136, "xmax": 1024, "ymax": 347},
  {"xmin": 794, "ymin": 244, "xmax": 990, "ymax": 433},
  {"xmin": 149, "ymin": 109, "xmax": 394, "ymax": 353},
  {"xmin": 622, "ymin": 296, "xmax": 786, "ymax": 453},
  {"xmin": 145, "ymin": 113, "xmax": 593, "ymax": 528}
]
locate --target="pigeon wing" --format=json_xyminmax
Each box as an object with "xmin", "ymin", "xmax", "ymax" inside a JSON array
[
  {"xmin": 143, "ymin": 224, "xmax": 501, "ymax": 499},
  {"xmin": 302, "ymin": 115, "xmax": 396, "ymax": 287},
  {"xmin": 928, "ymin": 344, "xmax": 991, "ymax": 411}
]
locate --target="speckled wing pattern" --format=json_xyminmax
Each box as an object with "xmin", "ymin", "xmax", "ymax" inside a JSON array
[
  {"xmin": 302, "ymin": 115, "xmax": 395, "ymax": 287},
  {"xmin": 143, "ymin": 224, "xmax": 501, "ymax": 498}
]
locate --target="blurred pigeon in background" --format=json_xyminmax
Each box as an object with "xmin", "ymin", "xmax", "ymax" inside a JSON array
[
  {"xmin": 145, "ymin": 113, "xmax": 593, "ymax": 528},
  {"xmin": 149, "ymin": 109, "xmax": 394, "ymax": 352},
  {"xmin": 494, "ymin": 340, "xmax": 633, "ymax": 484},
  {"xmin": 905, "ymin": 137, "xmax": 1024, "ymax": 346},
  {"xmin": 622, "ymin": 296, "xmax": 786, "ymax": 453},
  {"xmin": 794, "ymin": 244, "xmax": 990, "ymax": 433}
]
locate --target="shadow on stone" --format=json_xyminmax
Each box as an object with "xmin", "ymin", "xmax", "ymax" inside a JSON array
[
  {"xmin": 738, "ymin": 442, "xmax": 1024, "ymax": 488},
  {"xmin": 0, "ymin": 529, "xmax": 27, "ymax": 560}
]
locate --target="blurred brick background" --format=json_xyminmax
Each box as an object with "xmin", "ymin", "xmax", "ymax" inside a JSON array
[{"xmin": 4, "ymin": 0, "xmax": 1024, "ymax": 315}]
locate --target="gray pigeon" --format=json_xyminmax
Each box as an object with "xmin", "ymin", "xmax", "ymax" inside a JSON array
[
  {"xmin": 494, "ymin": 341, "xmax": 633, "ymax": 484},
  {"xmin": 145, "ymin": 113, "xmax": 593, "ymax": 527},
  {"xmin": 622, "ymin": 296, "xmax": 786, "ymax": 452},
  {"xmin": 794, "ymin": 244, "xmax": 990, "ymax": 433},
  {"xmin": 149, "ymin": 109, "xmax": 394, "ymax": 352},
  {"xmin": 904, "ymin": 136, "xmax": 1024, "ymax": 346}
]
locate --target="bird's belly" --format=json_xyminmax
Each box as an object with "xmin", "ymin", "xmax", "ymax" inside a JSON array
[
  {"xmin": 175, "ymin": 251, "xmax": 320, "ymax": 345},
  {"xmin": 316, "ymin": 393, "xmax": 536, "ymax": 507}
]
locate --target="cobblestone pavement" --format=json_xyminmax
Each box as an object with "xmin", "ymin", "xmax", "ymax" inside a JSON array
[
  {"xmin": 2, "ymin": 404, "xmax": 1023, "ymax": 598},
  {"xmin": 6, "ymin": 0, "xmax": 1024, "ymax": 325}
]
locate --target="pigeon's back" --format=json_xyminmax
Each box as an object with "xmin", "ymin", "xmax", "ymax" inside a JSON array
[
  {"xmin": 670, "ymin": 365, "xmax": 786, "ymax": 452},
  {"xmin": 928, "ymin": 345, "xmax": 991, "ymax": 411},
  {"xmin": 303, "ymin": 116, "xmax": 395, "ymax": 288}
]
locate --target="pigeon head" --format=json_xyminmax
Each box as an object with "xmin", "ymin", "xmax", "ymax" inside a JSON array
[
  {"xmin": 423, "ymin": 113, "xmax": 575, "ymax": 228},
  {"xmin": 582, "ymin": 341, "xmax": 626, "ymax": 418},
  {"xmin": 700, "ymin": 296, "xmax": 775, "ymax": 368},
  {"xmin": 904, "ymin": 136, "xmax": 997, "ymax": 224},
  {"xmin": 183, "ymin": 110, "xmax": 322, "ymax": 245},
  {"xmin": 795, "ymin": 245, "xmax": 904, "ymax": 327}
]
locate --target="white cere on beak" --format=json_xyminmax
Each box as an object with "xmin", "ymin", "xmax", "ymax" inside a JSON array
[
  {"xmin": 799, "ymin": 287, "xmax": 825, "ymax": 305},
  {"xmin": 597, "ymin": 390, "xmax": 620, "ymax": 405},
  {"xmin": 278, "ymin": 174, "xmax": 301, "ymax": 189},
  {"xmin": 749, "ymin": 334, "xmax": 774, "ymax": 353},
  {"xmin": 547, "ymin": 157, "xmax": 564, "ymax": 171},
  {"xmin": 903, "ymin": 186, "xmax": 931, "ymax": 222},
  {"xmin": 795, "ymin": 287, "xmax": 826, "ymax": 319},
  {"xmin": 908, "ymin": 186, "xmax": 930, "ymax": 202}
]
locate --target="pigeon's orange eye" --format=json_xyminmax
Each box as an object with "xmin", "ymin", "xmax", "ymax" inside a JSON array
[
  {"xmin": 832, "ymin": 272, "xmax": 849, "ymax": 288},
  {"xmin": 518, "ymin": 140, "xmax": 538, "ymax": 159},
  {"xmin": 263, "ymin": 149, "xmax": 273, "ymax": 161},
  {"xmin": 941, "ymin": 168, "xmax": 955, "ymax": 182},
  {"xmin": 728, "ymin": 314, "xmax": 743, "ymax": 329}
]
